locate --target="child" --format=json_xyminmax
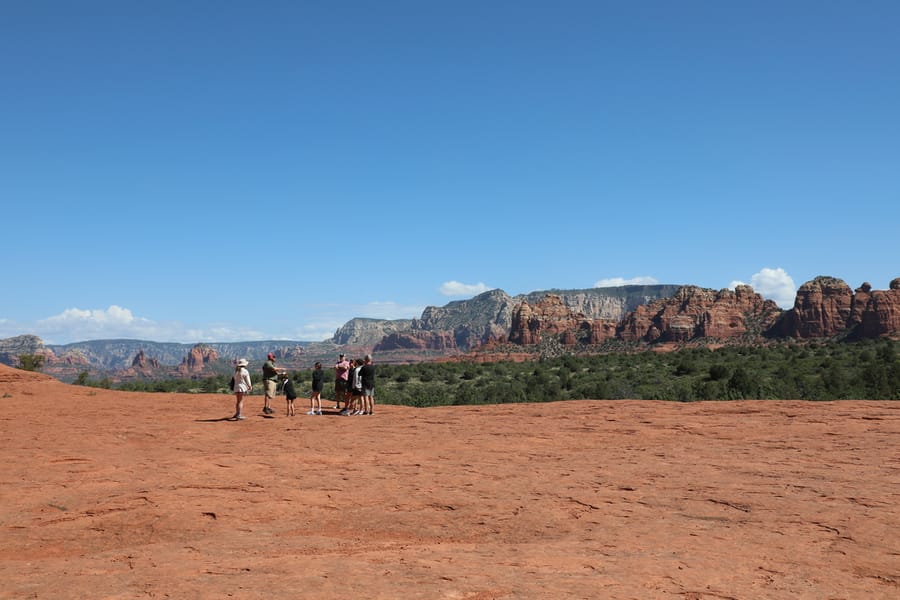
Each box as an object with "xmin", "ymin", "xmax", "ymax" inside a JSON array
[
  {"xmin": 281, "ymin": 372, "xmax": 297, "ymax": 416},
  {"xmin": 308, "ymin": 362, "xmax": 324, "ymax": 415}
]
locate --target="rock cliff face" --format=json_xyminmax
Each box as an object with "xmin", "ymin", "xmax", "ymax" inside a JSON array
[
  {"xmin": 178, "ymin": 344, "xmax": 220, "ymax": 375},
  {"xmin": 508, "ymin": 295, "xmax": 593, "ymax": 345},
  {"xmin": 857, "ymin": 278, "xmax": 900, "ymax": 338},
  {"xmin": 619, "ymin": 285, "xmax": 782, "ymax": 343},
  {"xmin": 518, "ymin": 285, "xmax": 682, "ymax": 321},
  {"xmin": 504, "ymin": 277, "xmax": 900, "ymax": 348},
  {"xmin": 412, "ymin": 289, "xmax": 518, "ymax": 349},
  {"xmin": 780, "ymin": 276, "xmax": 900, "ymax": 340},
  {"xmin": 131, "ymin": 349, "xmax": 160, "ymax": 373},
  {"xmin": 396, "ymin": 286, "xmax": 682, "ymax": 351},
  {"xmin": 332, "ymin": 318, "xmax": 414, "ymax": 346},
  {"xmin": 782, "ymin": 276, "xmax": 854, "ymax": 339},
  {"xmin": 0, "ymin": 334, "xmax": 44, "ymax": 365},
  {"xmin": 373, "ymin": 330, "xmax": 459, "ymax": 352}
]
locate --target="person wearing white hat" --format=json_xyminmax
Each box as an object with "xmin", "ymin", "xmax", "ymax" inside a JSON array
[{"xmin": 232, "ymin": 358, "xmax": 253, "ymax": 420}]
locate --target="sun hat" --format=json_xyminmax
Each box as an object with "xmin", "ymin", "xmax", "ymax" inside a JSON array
[{"xmin": 237, "ymin": 358, "xmax": 249, "ymax": 367}]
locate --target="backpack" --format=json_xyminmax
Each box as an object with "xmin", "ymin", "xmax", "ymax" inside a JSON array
[{"xmin": 229, "ymin": 376, "xmax": 235, "ymax": 391}]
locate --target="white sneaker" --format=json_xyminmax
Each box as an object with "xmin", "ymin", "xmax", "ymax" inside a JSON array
[{"xmin": 307, "ymin": 410, "xmax": 316, "ymax": 415}]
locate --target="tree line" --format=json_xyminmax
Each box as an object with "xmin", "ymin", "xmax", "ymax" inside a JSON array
[{"xmin": 55, "ymin": 338, "xmax": 900, "ymax": 405}]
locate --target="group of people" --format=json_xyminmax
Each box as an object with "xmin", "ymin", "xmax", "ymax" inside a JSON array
[
  {"xmin": 229, "ymin": 352, "xmax": 374, "ymax": 421},
  {"xmin": 332, "ymin": 353, "xmax": 376, "ymax": 416}
]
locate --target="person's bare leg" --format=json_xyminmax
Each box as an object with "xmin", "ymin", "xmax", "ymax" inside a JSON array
[{"xmin": 234, "ymin": 392, "xmax": 244, "ymax": 419}]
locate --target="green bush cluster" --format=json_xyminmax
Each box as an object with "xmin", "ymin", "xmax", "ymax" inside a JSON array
[{"xmin": 90, "ymin": 339, "xmax": 900, "ymax": 405}]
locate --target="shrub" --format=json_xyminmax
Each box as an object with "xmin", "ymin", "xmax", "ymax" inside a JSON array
[{"xmin": 18, "ymin": 354, "xmax": 44, "ymax": 372}]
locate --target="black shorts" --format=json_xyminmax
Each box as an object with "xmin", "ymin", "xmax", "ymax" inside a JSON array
[{"xmin": 335, "ymin": 379, "xmax": 347, "ymax": 393}]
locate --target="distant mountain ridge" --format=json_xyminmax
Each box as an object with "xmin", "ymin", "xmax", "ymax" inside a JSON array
[
  {"xmin": 0, "ymin": 284, "xmax": 680, "ymax": 374},
  {"xmin": 0, "ymin": 337, "xmax": 325, "ymax": 371},
  {"xmin": 332, "ymin": 318, "xmax": 414, "ymax": 346},
  {"xmin": 371, "ymin": 285, "xmax": 682, "ymax": 352},
  {"xmin": 3, "ymin": 278, "xmax": 898, "ymax": 381}
]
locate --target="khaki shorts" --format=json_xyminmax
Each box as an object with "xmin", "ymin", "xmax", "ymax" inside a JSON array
[{"xmin": 264, "ymin": 379, "xmax": 277, "ymax": 399}]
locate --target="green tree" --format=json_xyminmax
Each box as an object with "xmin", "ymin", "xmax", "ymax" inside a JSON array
[
  {"xmin": 708, "ymin": 364, "xmax": 730, "ymax": 381},
  {"xmin": 18, "ymin": 354, "xmax": 44, "ymax": 372}
]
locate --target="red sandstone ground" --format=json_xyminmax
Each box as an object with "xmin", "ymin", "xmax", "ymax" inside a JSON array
[{"xmin": 1, "ymin": 364, "xmax": 898, "ymax": 599}]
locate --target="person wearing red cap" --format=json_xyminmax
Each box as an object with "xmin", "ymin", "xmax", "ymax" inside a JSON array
[{"xmin": 261, "ymin": 352, "xmax": 279, "ymax": 415}]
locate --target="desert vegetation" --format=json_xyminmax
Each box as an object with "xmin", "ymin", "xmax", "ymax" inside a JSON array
[{"xmin": 80, "ymin": 339, "xmax": 900, "ymax": 404}]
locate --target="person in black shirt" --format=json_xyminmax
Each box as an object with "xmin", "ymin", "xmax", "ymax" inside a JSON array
[
  {"xmin": 308, "ymin": 362, "xmax": 324, "ymax": 415},
  {"xmin": 281, "ymin": 372, "xmax": 297, "ymax": 417},
  {"xmin": 359, "ymin": 354, "xmax": 376, "ymax": 415}
]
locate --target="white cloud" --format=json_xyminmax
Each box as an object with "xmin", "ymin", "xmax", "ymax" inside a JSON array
[
  {"xmin": 730, "ymin": 267, "xmax": 797, "ymax": 309},
  {"xmin": 439, "ymin": 281, "xmax": 491, "ymax": 297},
  {"xmin": 594, "ymin": 276, "xmax": 659, "ymax": 287},
  {"xmin": 3, "ymin": 299, "xmax": 421, "ymax": 346},
  {"xmin": 22, "ymin": 306, "xmax": 268, "ymax": 344},
  {"xmin": 37, "ymin": 305, "xmax": 148, "ymax": 340}
]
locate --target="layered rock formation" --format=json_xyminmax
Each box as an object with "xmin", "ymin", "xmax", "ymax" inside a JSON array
[
  {"xmin": 332, "ymin": 318, "xmax": 414, "ymax": 346},
  {"xmin": 508, "ymin": 294, "xmax": 617, "ymax": 345},
  {"xmin": 619, "ymin": 285, "xmax": 782, "ymax": 343},
  {"xmin": 781, "ymin": 276, "xmax": 900, "ymax": 339},
  {"xmin": 178, "ymin": 344, "xmax": 220, "ymax": 375},
  {"xmin": 856, "ymin": 278, "xmax": 900, "ymax": 338},
  {"xmin": 0, "ymin": 334, "xmax": 90, "ymax": 369},
  {"xmin": 131, "ymin": 349, "xmax": 160, "ymax": 375},
  {"xmin": 509, "ymin": 295, "xmax": 586, "ymax": 345},
  {"xmin": 504, "ymin": 277, "xmax": 900, "ymax": 348},
  {"xmin": 412, "ymin": 289, "xmax": 518, "ymax": 349},
  {"xmin": 369, "ymin": 286, "xmax": 682, "ymax": 352},
  {"xmin": 781, "ymin": 276, "xmax": 854, "ymax": 338},
  {"xmin": 518, "ymin": 285, "xmax": 681, "ymax": 321},
  {"xmin": 373, "ymin": 330, "xmax": 458, "ymax": 352}
]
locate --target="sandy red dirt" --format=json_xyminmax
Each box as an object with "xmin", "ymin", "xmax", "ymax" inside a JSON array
[{"xmin": 1, "ymin": 364, "xmax": 898, "ymax": 599}]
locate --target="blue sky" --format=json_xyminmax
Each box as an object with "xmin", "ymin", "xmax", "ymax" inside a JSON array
[{"xmin": 2, "ymin": 1, "xmax": 898, "ymax": 344}]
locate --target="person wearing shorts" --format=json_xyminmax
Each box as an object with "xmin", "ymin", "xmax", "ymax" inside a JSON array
[
  {"xmin": 231, "ymin": 358, "xmax": 252, "ymax": 420},
  {"xmin": 262, "ymin": 352, "xmax": 279, "ymax": 415},
  {"xmin": 308, "ymin": 361, "xmax": 324, "ymax": 415},
  {"xmin": 333, "ymin": 353, "xmax": 350, "ymax": 410},
  {"xmin": 360, "ymin": 354, "xmax": 375, "ymax": 415},
  {"xmin": 281, "ymin": 372, "xmax": 297, "ymax": 416}
]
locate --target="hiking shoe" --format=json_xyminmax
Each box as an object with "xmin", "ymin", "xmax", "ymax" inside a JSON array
[
  {"xmin": 263, "ymin": 407, "xmax": 274, "ymax": 414},
  {"xmin": 307, "ymin": 410, "xmax": 316, "ymax": 415},
  {"xmin": 234, "ymin": 414, "xmax": 245, "ymax": 420}
]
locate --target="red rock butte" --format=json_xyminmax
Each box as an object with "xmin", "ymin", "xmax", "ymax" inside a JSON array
[{"xmin": 1, "ymin": 363, "xmax": 898, "ymax": 598}]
